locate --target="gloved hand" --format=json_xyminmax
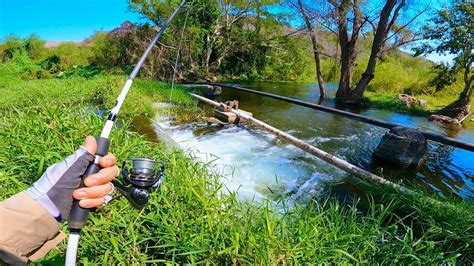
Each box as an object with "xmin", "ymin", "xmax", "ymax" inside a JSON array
[{"xmin": 26, "ymin": 136, "xmax": 118, "ymax": 221}]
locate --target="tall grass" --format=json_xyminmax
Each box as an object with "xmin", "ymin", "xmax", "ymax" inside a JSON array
[{"xmin": 0, "ymin": 76, "xmax": 472, "ymax": 264}]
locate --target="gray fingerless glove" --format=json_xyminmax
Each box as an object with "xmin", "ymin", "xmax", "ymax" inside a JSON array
[{"xmin": 26, "ymin": 147, "xmax": 94, "ymax": 221}]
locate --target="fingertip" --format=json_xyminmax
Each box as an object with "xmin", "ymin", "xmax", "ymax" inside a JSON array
[
  {"xmin": 84, "ymin": 176, "xmax": 98, "ymax": 186},
  {"xmin": 73, "ymin": 189, "xmax": 87, "ymax": 200},
  {"xmin": 79, "ymin": 198, "xmax": 105, "ymax": 208},
  {"xmin": 100, "ymin": 153, "xmax": 116, "ymax": 167},
  {"xmin": 83, "ymin": 136, "xmax": 97, "ymax": 154}
]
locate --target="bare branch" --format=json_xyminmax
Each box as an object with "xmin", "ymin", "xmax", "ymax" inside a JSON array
[
  {"xmin": 318, "ymin": 20, "xmax": 339, "ymax": 36},
  {"xmin": 380, "ymin": 37, "xmax": 423, "ymax": 55},
  {"xmin": 327, "ymin": 0, "xmax": 338, "ymax": 8},
  {"xmin": 319, "ymin": 50, "xmax": 338, "ymax": 59},
  {"xmin": 382, "ymin": 3, "xmax": 429, "ymax": 45},
  {"xmin": 386, "ymin": 0, "xmax": 406, "ymax": 36}
]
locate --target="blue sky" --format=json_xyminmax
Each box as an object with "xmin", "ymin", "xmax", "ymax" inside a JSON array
[
  {"xmin": 0, "ymin": 0, "xmax": 143, "ymax": 41},
  {"xmin": 0, "ymin": 0, "xmax": 453, "ymax": 63}
]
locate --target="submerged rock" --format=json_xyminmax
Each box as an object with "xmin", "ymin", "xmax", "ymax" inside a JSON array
[
  {"xmin": 204, "ymin": 85, "xmax": 222, "ymax": 96},
  {"xmin": 373, "ymin": 126, "xmax": 427, "ymax": 168}
]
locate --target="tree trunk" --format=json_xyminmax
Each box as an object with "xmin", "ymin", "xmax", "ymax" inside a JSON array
[
  {"xmin": 439, "ymin": 66, "xmax": 472, "ymax": 121},
  {"xmin": 349, "ymin": 0, "xmax": 399, "ymax": 103},
  {"xmin": 334, "ymin": 0, "xmax": 360, "ymax": 101},
  {"xmin": 460, "ymin": 65, "xmax": 473, "ymax": 101},
  {"xmin": 335, "ymin": 41, "xmax": 356, "ymax": 99},
  {"xmin": 297, "ymin": 0, "xmax": 326, "ymax": 99}
]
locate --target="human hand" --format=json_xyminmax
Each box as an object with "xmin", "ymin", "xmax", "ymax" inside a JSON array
[{"xmin": 26, "ymin": 136, "xmax": 118, "ymax": 221}]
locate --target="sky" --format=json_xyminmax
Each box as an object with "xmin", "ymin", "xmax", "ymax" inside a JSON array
[
  {"xmin": 0, "ymin": 0, "xmax": 453, "ymax": 64},
  {"xmin": 0, "ymin": 0, "xmax": 143, "ymax": 41}
]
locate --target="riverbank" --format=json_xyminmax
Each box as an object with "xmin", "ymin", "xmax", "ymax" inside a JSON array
[
  {"xmin": 1, "ymin": 75, "xmax": 473, "ymax": 263},
  {"xmin": 224, "ymin": 79, "xmax": 472, "ymax": 127}
]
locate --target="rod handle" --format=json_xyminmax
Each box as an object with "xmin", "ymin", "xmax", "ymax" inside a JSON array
[{"xmin": 68, "ymin": 137, "xmax": 110, "ymax": 231}]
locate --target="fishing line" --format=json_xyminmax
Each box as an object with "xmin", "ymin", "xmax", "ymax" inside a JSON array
[{"xmin": 169, "ymin": 0, "xmax": 194, "ymax": 102}]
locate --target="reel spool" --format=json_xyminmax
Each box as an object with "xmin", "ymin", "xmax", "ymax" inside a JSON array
[{"xmin": 112, "ymin": 158, "xmax": 165, "ymax": 209}]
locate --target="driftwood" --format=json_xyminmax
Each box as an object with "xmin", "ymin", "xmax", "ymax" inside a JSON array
[{"xmin": 190, "ymin": 93, "xmax": 409, "ymax": 193}]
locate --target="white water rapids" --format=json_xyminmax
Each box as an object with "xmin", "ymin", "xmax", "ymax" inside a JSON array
[{"xmin": 154, "ymin": 117, "xmax": 344, "ymax": 203}]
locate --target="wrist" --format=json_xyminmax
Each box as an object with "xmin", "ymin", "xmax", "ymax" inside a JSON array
[{"xmin": 25, "ymin": 188, "xmax": 62, "ymax": 222}]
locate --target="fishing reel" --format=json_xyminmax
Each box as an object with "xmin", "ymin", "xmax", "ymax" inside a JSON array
[{"xmin": 112, "ymin": 158, "xmax": 165, "ymax": 209}]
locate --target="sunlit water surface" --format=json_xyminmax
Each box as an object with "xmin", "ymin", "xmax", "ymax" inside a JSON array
[{"xmin": 152, "ymin": 82, "xmax": 474, "ymax": 203}]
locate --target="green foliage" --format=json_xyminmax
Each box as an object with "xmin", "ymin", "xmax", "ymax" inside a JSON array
[
  {"xmin": 359, "ymin": 52, "xmax": 434, "ymax": 95},
  {"xmin": 0, "ymin": 36, "xmax": 98, "ymax": 80},
  {"xmin": 414, "ymin": 1, "xmax": 473, "ymax": 104},
  {"xmin": 0, "ymin": 35, "xmax": 46, "ymax": 62},
  {"xmin": 88, "ymin": 32, "xmax": 126, "ymax": 70},
  {"xmin": 24, "ymin": 35, "xmax": 47, "ymax": 60},
  {"xmin": 52, "ymin": 43, "xmax": 92, "ymax": 70},
  {"xmin": 414, "ymin": 2, "xmax": 473, "ymax": 66},
  {"xmin": 365, "ymin": 92, "xmax": 431, "ymax": 116},
  {"xmin": 125, "ymin": 0, "xmax": 313, "ymax": 81},
  {"xmin": 359, "ymin": 181, "xmax": 474, "ymax": 262},
  {"xmin": 429, "ymin": 63, "xmax": 458, "ymax": 92}
]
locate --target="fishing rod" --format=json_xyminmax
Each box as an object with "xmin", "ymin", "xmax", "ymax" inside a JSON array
[{"xmin": 65, "ymin": 0, "xmax": 187, "ymax": 264}]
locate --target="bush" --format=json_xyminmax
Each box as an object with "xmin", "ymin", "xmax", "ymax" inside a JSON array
[
  {"xmin": 0, "ymin": 35, "xmax": 24, "ymax": 62},
  {"xmin": 360, "ymin": 52, "xmax": 434, "ymax": 95}
]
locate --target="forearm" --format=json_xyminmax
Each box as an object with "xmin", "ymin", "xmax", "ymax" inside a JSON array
[{"xmin": 0, "ymin": 192, "xmax": 64, "ymax": 264}]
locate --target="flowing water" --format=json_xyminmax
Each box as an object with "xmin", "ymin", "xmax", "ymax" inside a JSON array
[{"xmin": 151, "ymin": 82, "xmax": 474, "ymax": 202}]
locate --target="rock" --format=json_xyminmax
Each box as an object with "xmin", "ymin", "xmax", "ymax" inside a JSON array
[
  {"xmin": 108, "ymin": 21, "xmax": 136, "ymax": 37},
  {"xmin": 373, "ymin": 126, "xmax": 427, "ymax": 168},
  {"xmin": 204, "ymin": 117, "xmax": 228, "ymax": 125},
  {"xmin": 397, "ymin": 94, "xmax": 427, "ymax": 108},
  {"xmin": 398, "ymin": 94, "xmax": 418, "ymax": 107},
  {"xmin": 204, "ymin": 85, "xmax": 222, "ymax": 96},
  {"xmin": 418, "ymin": 100, "xmax": 428, "ymax": 108},
  {"xmin": 429, "ymin": 114, "xmax": 460, "ymax": 125}
]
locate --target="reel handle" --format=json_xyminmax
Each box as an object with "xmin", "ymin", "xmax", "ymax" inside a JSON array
[{"xmin": 68, "ymin": 137, "xmax": 110, "ymax": 231}]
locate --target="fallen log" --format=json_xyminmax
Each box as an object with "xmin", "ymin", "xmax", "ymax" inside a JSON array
[{"xmin": 190, "ymin": 93, "xmax": 409, "ymax": 193}]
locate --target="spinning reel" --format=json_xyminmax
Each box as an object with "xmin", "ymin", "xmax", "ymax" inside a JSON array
[{"xmin": 112, "ymin": 158, "xmax": 165, "ymax": 209}]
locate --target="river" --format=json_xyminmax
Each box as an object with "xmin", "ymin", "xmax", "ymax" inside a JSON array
[{"xmin": 152, "ymin": 82, "xmax": 474, "ymax": 203}]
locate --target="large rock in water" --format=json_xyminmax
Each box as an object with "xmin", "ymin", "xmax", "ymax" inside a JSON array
[{"xmin": 373, "ymin": 126, "xmax": 427, "ymax": 168}]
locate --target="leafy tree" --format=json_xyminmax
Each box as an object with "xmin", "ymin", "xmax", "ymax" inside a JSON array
[
  {"xmin": 311, "ymin": 0, "xmax": 425, "ymax": 104},
  {"xmin": 126, "ymin": 0, "xmax": 310, "ymax": 81},
  {"xmin": 429, "ymin": 63, "xmax": 457, "ymax": 92},
  {"xmin": 414, "ymin": 1, "xmax": 473, "ymax": 121}
]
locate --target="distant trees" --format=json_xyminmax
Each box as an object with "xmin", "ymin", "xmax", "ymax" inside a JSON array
[
  {"xmin": 414, "ymin": 1, "xmax": 473, "ymax": 121},
  {"xmin": 126, "ymin": 0, "xmax": 309, "ymax": 80}
]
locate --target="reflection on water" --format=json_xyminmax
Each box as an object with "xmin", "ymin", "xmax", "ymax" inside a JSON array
[{"xmin": 154, "ymin": 82, "xmax": 474, "ymax": 202}]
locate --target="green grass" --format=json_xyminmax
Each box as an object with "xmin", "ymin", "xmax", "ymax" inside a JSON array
[
  {"xmin": 365, "ymin": 89, "xmax": 473, "ymax": 128},
  {"xmin": 365, "ymin": 91, "xmax": 432, "ymax": 116},
  {"xmin": 1, "ymin": 74, "xmax": 473, "ymax": 264}
]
